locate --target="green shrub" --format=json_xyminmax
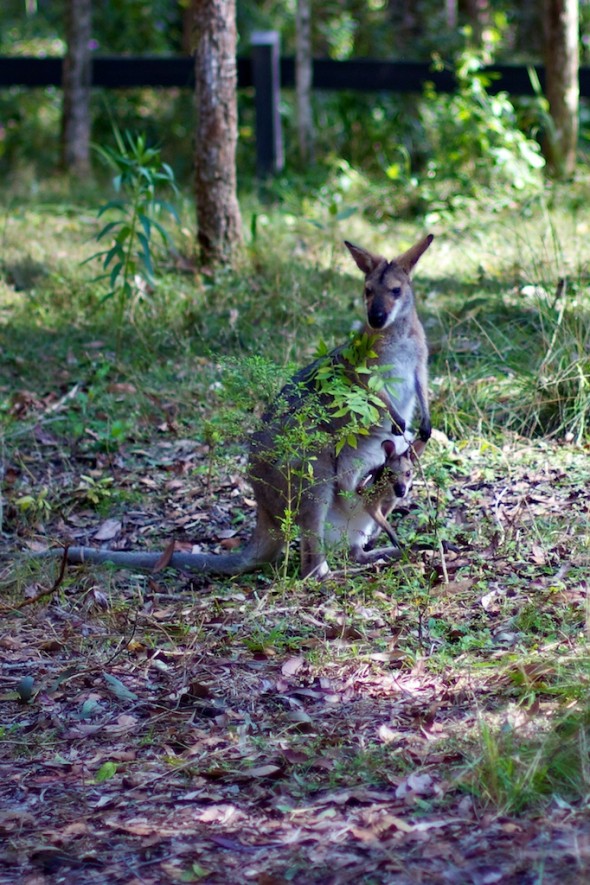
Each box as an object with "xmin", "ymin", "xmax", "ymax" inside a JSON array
[{"xmin": 419, "ymin": 48, "xmax": 545, "ymax": 203}]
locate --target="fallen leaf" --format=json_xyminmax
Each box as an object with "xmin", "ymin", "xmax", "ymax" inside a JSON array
[
  {"xmin": 152, "ymin": 538, "xmax": 176, "ymax": 572},
  {"xmin": 241, "ymin": 764, "xmax": 282, "ymax": 779},
  {"xmin": 94, "ymin": 519, "xmax": 122, "ymax": 541},
  {"xmin": 103, "ymin": 673, "xmax": 138, "ymax": 702},
  {"xmin": 395, "ymin": 771, "xmax": 434, "ymax": 798},
  {"xmin": 281, "ymin": 656, "xmax": 305, "ymax": 678},
  {"xmin": 377, "ymin": 723, "xmax": 398, "ymax": 743},
  {"xmin": 194, "ymin": 805, "xmax": 239, "ymax": 823}
]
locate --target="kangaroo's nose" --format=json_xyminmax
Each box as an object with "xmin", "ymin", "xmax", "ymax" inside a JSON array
[
  {"xmin": 393, "ymin": 481, "xmax": 407, "ymax": 498},
  {"xmin": 368, "ymin": 307, "xmax": 388, "ymax": 328}
]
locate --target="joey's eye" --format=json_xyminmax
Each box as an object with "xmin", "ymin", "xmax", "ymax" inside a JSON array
[
  {"xmin": 364, "ymin": 286, "xmax": 373, "ymax": 297},
  {"xmin": 391, "ymin": 286, "xmax": 402, "ymax": 297}
]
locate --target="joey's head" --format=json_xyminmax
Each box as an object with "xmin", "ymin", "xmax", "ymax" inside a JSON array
[
  {"xmin": 382, "ymin": 439, "xmax": 413, "ymax": 498},
  {"xmin": 344, "ymin": 235, "xmax": 433, "ymax": 331},
  {"xmin": 391, "ymin": 454, "xmax": 413, "ymax": 499}
]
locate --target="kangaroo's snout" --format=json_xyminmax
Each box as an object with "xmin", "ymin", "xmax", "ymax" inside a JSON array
[
  {"xmin": 367, "ymin": 293, "xmax": 397, "ymax": 330},
  {"xmin": 367, "ymin": 305, "xmax": 389, "ymax": 329}
]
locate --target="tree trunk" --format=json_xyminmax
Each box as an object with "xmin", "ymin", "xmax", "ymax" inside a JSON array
[
  {"xmin": 181, "ymin": 0, "xmax": 194, "ymax": 54},
  {"xmin": 543, "ymin": 0, "xmax": 579, "ymax": 176},
  {"xmin": 446, "ymin": 0, "xmax": 458, "ymax": 29},
  {"xmin": 387, "ymin": 1, "xmax": 420, "ymax": 48},
  {"xmin": 194, "ymin": 0, "xmax": 243, "ymax": 267},
  {"xmin": 460, "ymin": 0, "xmax": 492, "ymax": 51},
  {"xmin": 296, "ymin": 0, "xmax": 314, "ymax": 164},
  {"xmin": 61, "ymin": 0, "xmax": 92, "ymax": 175}
]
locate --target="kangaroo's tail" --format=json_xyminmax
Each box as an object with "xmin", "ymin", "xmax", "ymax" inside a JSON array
[{"xmin": 36, "ymin": 532, "xmax": 285, "ymax": 576}]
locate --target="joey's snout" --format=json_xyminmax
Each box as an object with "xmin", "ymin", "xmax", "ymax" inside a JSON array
[
  {"xmin": 391, "ymin": 456, "xmax": 413, "ymax": 499},
  {"xmin": 393, "ymin": 480, "xmax": 408, "ymax": 498}
]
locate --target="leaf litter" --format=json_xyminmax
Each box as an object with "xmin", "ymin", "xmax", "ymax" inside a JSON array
[{"xmin": 1, "ymin": 422, "xmax": 590, "ymax": 883}]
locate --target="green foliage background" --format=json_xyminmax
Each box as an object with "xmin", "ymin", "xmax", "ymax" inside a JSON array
[{"xmin": 0, "ymin": 0, "xmax": 581, "ymax": 192}]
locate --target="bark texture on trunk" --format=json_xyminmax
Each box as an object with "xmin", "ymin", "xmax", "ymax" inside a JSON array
[
  {"xmin": 61, "ymin": 0, "xmax": 92, "ymax": 175},
  {"xmin": 543, "ymin": 0, "xmax": 579, "ymax": 176},
  {"xmin": 194, "ymin": 0, "xmax": 243, "ymax": 267},
  {"xmin": 296, "ymin": 0, "xmax": 314, "ymax": 164}
]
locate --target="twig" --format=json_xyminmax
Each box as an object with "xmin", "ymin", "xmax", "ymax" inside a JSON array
[
  {"xmin": 438, "ymin": 539, "xmax": 449, "ymax": 584},
  {"xmin": 42, "ymin": 382, "xmax": 81, "ymax": 416},
  {"xmin": 541, "ymin": 277, "xmax": 567, "ymax": 374}
]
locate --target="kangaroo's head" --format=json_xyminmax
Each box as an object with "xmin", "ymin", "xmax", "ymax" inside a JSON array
[{"xmin": 344, "ymin": 235, "xmax": 433, "ymax": 331}]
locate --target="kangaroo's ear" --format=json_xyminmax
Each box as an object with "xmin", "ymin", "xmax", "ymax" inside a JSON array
[
  {"xmin": 344, "ymin": 241, "xmax": 384, "ymax": 275},
  {"xmin": 394, "ymin": 234, "xmax": 434, "ymax": 275}
]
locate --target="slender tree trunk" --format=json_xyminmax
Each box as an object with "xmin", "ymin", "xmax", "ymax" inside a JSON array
[
  {"xmin": 543, "ymin": 0, "xmax": 579, "ymax": 176},
  {"xmin": 387, "ymin": 1, "xmax": 419, "ymax": 48},
  {"xmin": 194, "ymin": 0, "xmax": 243, "ymax": 267},
  {"xmin": 181, "ymin": 0, "xmax": 194, "ymax": 54},
  {"xmin": 296, "ymin": 0, "xmax": 314, "ymax": 164},
  {"xmin": 61, "ymin": 0, "xmax": 92, "ymax": 175},
  {"xmin": 446, "ymin": 0, "xmax": 458, "ymax": 29},
  {"xmin": 460, "ymin": 0, "xmax": 492, "ymax": 51}
]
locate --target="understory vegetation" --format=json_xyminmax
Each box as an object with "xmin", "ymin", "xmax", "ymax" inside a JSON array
[{"xmin": 0, "ymin": 164, "xmax": 589, "ymax": 881}]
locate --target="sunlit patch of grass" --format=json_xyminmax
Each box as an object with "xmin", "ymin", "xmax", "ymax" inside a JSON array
[
  {"xmin": 458, "ymin": 649, "xmax": 590, "ymax": 813},
  {"xmin": 463, "ymin": 701, "xmax": 590, "ymax": 814}
]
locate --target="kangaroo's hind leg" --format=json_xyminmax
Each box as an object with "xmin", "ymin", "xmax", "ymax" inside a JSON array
[{"xmin": 297, "ymin": 484, "xmax": 334, "ymax": 580}]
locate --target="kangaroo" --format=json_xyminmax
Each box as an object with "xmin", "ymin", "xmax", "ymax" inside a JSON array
[
  {"xmin": 47, "ymin": 235, "xmax": 433, "ymax": 579},
  {"xmin": 327, "ymin": 438, "xmax": 424, "ymax": 565}
]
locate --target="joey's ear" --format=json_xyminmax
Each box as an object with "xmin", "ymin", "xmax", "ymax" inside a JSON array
[
  {"xmin": 394, "ymin": 234, "xmax": 434, "ymax": 275},
  {"xmin": 382, "ymin": 439, "xmax": 396, "ymax": 459},
  {"xmin": 344, "ymin": 241, "xmax": 383, "ymax": 275},
  {"xmin": 409, "ymin": 438, "xmax": 427, "ymax": 462}
]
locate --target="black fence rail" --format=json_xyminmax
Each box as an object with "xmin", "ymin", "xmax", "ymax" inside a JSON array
[
  {"xmin": 2, "ymin": 46, "xmax": 587, "ymax": 176},
  {"xmin": 4, "ymin": 55, "xmax": 589, "ymax": 93}
]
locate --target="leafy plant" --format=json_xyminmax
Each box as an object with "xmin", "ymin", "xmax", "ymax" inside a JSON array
[
  {"xmin": 88, "ymin": 129, "xmax": 179, "ymax": 344},
  {"xmin": 74, "ymin": 474, "xmax": 115, "ymax": 508},
  {"xmin": 419, "ymin": 42, "xmax": 545, "ymax": 202},
  {"xmin": 312, "ymin": 333, "xmax": 396, "ymax": 455},
  {"xmin": 14, "ymin": 487, "xmax": 52, "ymax": 521}
]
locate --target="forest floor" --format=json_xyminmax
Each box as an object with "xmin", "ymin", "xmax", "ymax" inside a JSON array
[{"xmin": 1, "ymin": 424, "xmax": 589, "ymax": 884}]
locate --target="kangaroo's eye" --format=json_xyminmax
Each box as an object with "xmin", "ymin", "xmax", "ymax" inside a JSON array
[
  {"xmin": 364, "ymin": 286, "xmax": 373, "ymax": 297},
  {"xmin": 391, "ymin": 286, "xmax": 402, "ymax": 297}
]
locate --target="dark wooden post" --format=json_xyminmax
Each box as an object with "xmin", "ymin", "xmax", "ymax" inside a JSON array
[{"xmin": 251, "ymin": 31, "xmax": 284, "ymax": 178}]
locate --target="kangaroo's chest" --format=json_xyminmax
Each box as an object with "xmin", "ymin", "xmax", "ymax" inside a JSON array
[{"xmin": 381, "ymin": 339, "xmax": 419, "ymax": 415}]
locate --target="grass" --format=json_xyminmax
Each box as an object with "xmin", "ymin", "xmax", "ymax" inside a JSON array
[{"xmin": 1, "ymin": 171, "xmax": 590, "ymax": 880}]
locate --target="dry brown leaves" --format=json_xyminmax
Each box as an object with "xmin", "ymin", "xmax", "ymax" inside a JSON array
[{"xmin": 1, "ymin": 436, "xmax": 589, "ymax": 883}]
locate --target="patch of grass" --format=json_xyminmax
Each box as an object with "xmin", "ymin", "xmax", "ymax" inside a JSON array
[{"xmin": 462, "ymin": 689, "xmax": 590, "ymax": 814}]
